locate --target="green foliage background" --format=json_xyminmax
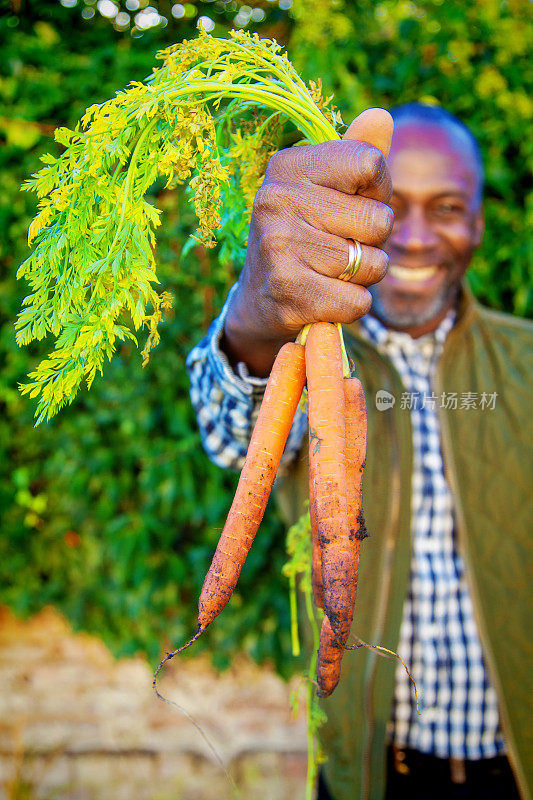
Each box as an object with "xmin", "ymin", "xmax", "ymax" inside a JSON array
[{"xmin": 1, "ymin": 0, "xmax": 531, "ymax": 675}]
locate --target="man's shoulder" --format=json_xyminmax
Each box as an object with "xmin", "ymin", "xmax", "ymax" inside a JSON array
[
  {"xmin": 442, "ymin": 297, "xmax": 532, "ymax": 393},
  {"xmin": 473, "ymin": 304, "xmax": 533, "ymax": 372},
  {"xmin": 475, "ymin": 302, "xmax": 533, "ymax": 339},
  {"xmin": 467, "ymin": 303, "xmax": 533, "ymax": 391}
]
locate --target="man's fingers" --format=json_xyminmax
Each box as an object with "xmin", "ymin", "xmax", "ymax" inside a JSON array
[
  {"xmin": 266, "ymin": 140, "xmax": 392, "ymax": 203},
  {"xmin": 293, "ymin": 185, "xmax": 394, "ymax": 247},
  {"xmin": 289, "ymin": 270, "xmax": 374, "ymax": 327},
  {"xmin": 294, "ymin": 226, "xmax": 388, "ymax": 286}
]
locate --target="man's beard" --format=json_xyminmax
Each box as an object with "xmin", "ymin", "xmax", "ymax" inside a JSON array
[{"xmin": 368, "ymin": 282, "xmax": 458, "ymax": 330}]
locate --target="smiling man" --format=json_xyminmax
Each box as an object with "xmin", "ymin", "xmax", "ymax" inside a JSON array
[
  {"xmin": 186, "ymin": 104, "xmax": 532, "ymax": 800},
  {"xmin": 371, "ymin": 105, "xmax": 484, "ymax": 338}
]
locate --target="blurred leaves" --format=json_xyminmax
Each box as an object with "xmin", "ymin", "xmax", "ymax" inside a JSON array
[{"xmin": 0, "ymin": 0, "xmax": 531, "ymax": 675}]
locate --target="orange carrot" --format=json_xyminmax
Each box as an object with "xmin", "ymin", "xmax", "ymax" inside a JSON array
[
  {"xmin": 316, "ymin": 377, "xmax": 368, "ymax": 695},
  {"xmin": 305, "ymin": 322, "xmax": 353, "ymax": 646},
  {"xmin": 197, "ymin": 341, "xmax": 307, "ymax": 632},
  {"xmin": 311, "ymin": 377, "xmax": 367, "ymax": 615},
  {"xmin": 316, "ymin": 615, "xmax": 343, "ymax": 698}
]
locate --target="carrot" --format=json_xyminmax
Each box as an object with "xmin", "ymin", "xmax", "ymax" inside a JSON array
[
  {"xmin": 316, "ymin": 377, "xmax": 368, "ymax": 695},
  {"xmin": 316, "ymin": 615, "xmax": 343, "ymax": 698},
  {"xmin": 154, "ymin": 340, "xmax": 306, "ymax": 688},
  {"xmin": 311, "ymin": 377, "xmax": 367, "ymax": 611},
  {"xmin": 305, "ymin": 322, "xmax": 353, "ymax": 647},
  {"xmin": 197, "ymin": 341, "xmax": 307, "ymax": 632}
]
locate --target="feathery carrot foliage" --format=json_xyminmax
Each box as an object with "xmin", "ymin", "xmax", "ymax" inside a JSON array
[{"xmin": 16, "ymin": 30, "xmax": 342, "ymax": 424}]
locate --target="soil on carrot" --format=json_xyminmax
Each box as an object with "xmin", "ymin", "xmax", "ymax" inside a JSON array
[{"xmin": 355, "ymin": 512, "xmax": 369, "ymax": 541}]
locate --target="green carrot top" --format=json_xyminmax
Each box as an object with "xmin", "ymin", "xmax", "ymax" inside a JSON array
[{"xmin": 15, "ymin": 30, "xmax": 342, "ymax": 425}]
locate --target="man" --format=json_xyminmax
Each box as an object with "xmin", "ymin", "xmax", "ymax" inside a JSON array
[{"xmin": 186, "ymin": 104, "xmax": 532, "ymax": 800}]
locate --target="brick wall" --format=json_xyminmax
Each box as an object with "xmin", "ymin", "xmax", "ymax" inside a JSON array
[{"xmin": 0, "ymin": 607, "xmax": 307, "ymax": 800}]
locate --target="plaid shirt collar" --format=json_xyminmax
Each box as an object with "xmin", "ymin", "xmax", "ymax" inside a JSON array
[{"xmin": 359, "ymin": 309, "xmax": 456, "ymax": 363}]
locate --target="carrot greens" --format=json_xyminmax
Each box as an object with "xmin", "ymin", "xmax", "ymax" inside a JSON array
[{"xmin": 16, "ymin": 30, "xmax": 342, "ymax": 425}]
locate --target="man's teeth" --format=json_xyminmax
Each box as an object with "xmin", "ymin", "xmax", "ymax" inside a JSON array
[{"xmin": 389, "ymin": 265, "xmax": 439, "ymax": 282}]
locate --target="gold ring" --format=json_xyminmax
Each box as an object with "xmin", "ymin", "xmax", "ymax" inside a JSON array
[{"xmin": 339, "ymin": 240, "xmax": 363, "ymax": 282}]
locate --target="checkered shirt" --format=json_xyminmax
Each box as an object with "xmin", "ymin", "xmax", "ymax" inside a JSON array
[
  {"xmin": 360, "ymin": 312, "xmax": 505, "ymax": 760},
  {"xmin": 186, "ymin": 288, "xmax": 505, "ymax": 760}
]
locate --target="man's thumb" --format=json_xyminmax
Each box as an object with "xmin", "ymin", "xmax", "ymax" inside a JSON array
[{"xmin": 343, "ymin": 108, "xmax": 394, "ymax": 158}]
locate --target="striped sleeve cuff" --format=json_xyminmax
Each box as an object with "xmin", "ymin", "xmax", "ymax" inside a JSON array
[{"xmin": 186, "ymin": 283, "xmax": 307, "ymax": 471}]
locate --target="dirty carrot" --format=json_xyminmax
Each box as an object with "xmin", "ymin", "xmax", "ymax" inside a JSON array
[
  {"xmin": 154, "ymin": 342, "xmax": 306, "ymax": 681},
  {"xmin": 340, "ymin": 375, "xmax": 368, "ymax": 657},
  {"xmin": 305, "ymin": 322, "xmax": 353, "ymax": 647},
  {"xmin": 316, "ymin": 615, "xmax": 343, "ymax": 698},
  {"xmin": 197, "ymin": 341, "xmax": 307, "ymax": 632},
  {"xmin": 316, "ymin": 376, "xmax": 368, "ymax": 696}
]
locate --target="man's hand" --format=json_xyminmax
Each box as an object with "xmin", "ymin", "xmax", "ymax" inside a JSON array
[{"xmin": 222, "ymin": 109, "xmax": 394, "ymax": 376}]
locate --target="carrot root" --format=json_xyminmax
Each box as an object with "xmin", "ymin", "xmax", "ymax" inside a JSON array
[{"xmin": 153, "ymin": 625, "xmax": 205, "ymax": 699}]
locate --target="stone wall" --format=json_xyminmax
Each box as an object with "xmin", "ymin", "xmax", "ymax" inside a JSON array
[{"xmin": 0, "ymin": 607, "xmax": 307, "ymax": 800}]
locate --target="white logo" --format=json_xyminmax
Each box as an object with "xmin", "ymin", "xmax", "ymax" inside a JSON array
[{"xmin": 376, "ymin": 390, "xmax": 395, "ymax": 411}]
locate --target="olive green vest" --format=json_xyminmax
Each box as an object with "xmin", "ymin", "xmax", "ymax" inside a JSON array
[{"xmin": 276, "ymin": 289, "xmax": 533, "ymax": 800}]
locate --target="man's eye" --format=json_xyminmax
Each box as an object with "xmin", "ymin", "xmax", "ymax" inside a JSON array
[{"xmin": 436, "ymin": 202, "xmax": 461, "ymax": 215}]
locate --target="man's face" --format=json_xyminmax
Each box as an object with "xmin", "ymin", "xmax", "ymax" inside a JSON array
[{"xmin": 369, "ymin": 121, "xmax": 484, "ymax": 336}]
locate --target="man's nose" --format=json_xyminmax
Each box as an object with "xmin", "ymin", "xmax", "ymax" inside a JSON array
[{"xmin": 392, "ymin": 207, "xmax": 438, "ymax": 252}]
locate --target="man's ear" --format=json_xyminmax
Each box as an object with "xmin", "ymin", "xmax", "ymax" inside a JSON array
[{"xmin": 473, "ymin": 209, "xmax": 485, "ymax": 248}]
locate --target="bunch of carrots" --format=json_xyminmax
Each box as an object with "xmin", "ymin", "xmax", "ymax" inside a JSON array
[
  {"xmin": 155, "ymin": 109, "xmax": 392, "ymax": 700},
  {"xmin": 16, "ymin": 24, "xmax": 393, "ymax": 701},
  {"xmin": 155, "ymin": 322, "xmax": 365, "ymax": 698}
]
